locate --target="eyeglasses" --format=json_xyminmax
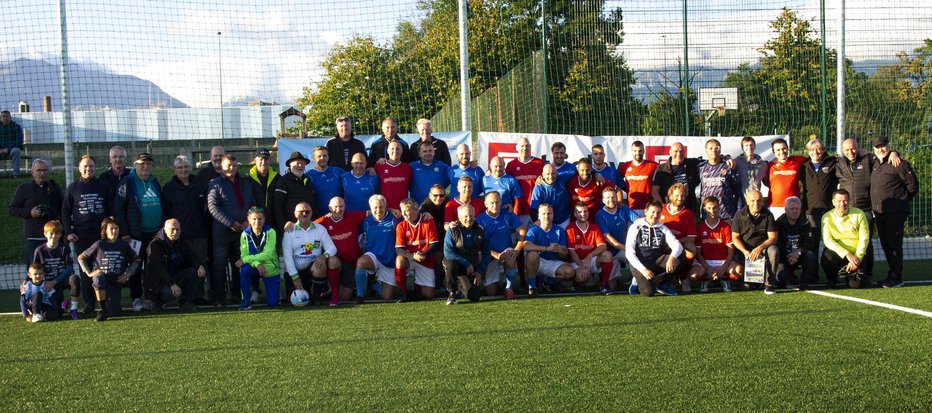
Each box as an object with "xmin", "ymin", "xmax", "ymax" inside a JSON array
[
  {"xmin": 248, "ymin": 207, "xmax": 264, "ymax": 213},
  {"xmin": 430, "ymin": 193, "xmax": 445, "ymax": 197},
  {"xmin": 296, "ymin": 210, "xmax": 311, "ymax": 214}
]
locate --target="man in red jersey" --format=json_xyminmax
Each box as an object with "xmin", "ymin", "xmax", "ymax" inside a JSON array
[
  {"xmin": 568, "ymin": 158, "xmax": 616, "ymax": 218},
  {"xmin": 505, "ymin": 136, "xmax": 545, "ymax": 226},
  {"xmin": 688, "ymin": 196, "xmax": 738, "ymax": 292},
  {"xmin": 395, "ymin": 198, "xmax": 441, "ymax": 302},
  {"xmin": 566, "ymin": 203, "xmax": 615, "ymax": 294},
  {"xmin": 377, "ymin": 141, "xmax": 412, "ymax": 210},
  {"xmin": 765, "ymin": 138, "xmax": 807, "ymax": 220},
  {"xmin": 619, "ymin": 140, "xmax": 658, "ymax": 216},
  {"xmin": 444, "ymin": 176, "xmax": 485, "ymax": 230},
  {"xmin": 659, "ymin": 183, "xmax": 697, "ymax": 292},
  {"xmin": 315, "ymin": 196, "xmax": 368, "ymax": 302}
]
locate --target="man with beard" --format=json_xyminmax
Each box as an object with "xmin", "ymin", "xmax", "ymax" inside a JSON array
[{"xmin": 207, "ymin": 154, "xmax": 258, "ymax": 306}]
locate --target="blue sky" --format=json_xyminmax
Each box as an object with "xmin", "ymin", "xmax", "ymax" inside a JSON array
[{"xmin": 2, "ymin": 0, "xmax": 929, "ymax": 107}]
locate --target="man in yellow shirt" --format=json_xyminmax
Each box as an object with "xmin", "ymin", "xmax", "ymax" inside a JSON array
[{"xmin": 820, "ymin": 189, "xmax": 870, "ymax": 289}]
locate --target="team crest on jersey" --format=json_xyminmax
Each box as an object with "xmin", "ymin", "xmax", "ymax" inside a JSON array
[
  {"xmin": 702, "ymin": 231, "xmax": 708, "ymax": 236},
  {"xmin": 434, "ymin": 167, "xmax": 439, "ymax": 172},
  {"xmin": 301, "ymin": 241, "xmax": 321, "ymax": 255},
  {"xmin": 328, "ymin": 226, "xmax": 333, "ymax": 230},
  {"xmin": 406, "ymin": 231, "xmax": 412, "ymax": 236}
]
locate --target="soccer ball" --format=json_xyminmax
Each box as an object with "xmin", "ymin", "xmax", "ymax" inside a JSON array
[{"xmin": 291, "ymin": 289, "xmax": 310, "ymax": 307}]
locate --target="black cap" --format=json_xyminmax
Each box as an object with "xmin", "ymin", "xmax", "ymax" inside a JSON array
[
  {"xmin": 254, "ymin": 147, "xmax": 271, "ymax": 159},
  {"xmin": 285, "ymin": 151, "xmax": 310, "ymax": 167},
  {"xmin": 135, "ymin": 152, "xmax": 154, "ymax": 163},
  {"xmin": 872, "ymin": 136, "xmax": 889, "ymax": 148}
]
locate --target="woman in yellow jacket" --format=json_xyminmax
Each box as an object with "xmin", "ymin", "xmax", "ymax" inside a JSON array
[{"xmin": 236, "ymin": 207, "xmax": 280, "ymax": 310}]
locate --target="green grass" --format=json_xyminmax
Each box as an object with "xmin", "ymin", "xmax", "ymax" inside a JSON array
[{"xmin": 1, "ymin": 287, "xmax": 930, "ymax": 411}]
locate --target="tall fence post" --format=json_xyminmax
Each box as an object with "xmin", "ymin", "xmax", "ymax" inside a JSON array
[
  {"xmin": 458, "ymin": 0, "xmax": 471, "ymax": 133},
  {"xmin": 820, "ymin": 0, "xmax": 828, "ymax": 147},
  {"xmin": 59, "ymin": 0, "xmax": 74, "ymax": 187},
  {"xmin": 682, "ymin": 0, "xmax": 690, "ymax": 136},
  {"xmin": 836, "ymin": 0, "xmax": 845, "ymax": 150}
]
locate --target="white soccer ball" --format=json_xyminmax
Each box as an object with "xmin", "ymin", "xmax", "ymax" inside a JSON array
[{"xmin": 291, "ymin": 289, "xmax": 310, "ymax": 307}]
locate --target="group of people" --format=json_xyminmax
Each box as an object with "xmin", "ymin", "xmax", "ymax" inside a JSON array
[{"xmin": 12, "ymin": 114, "xmax": 919, "ymax": 322}]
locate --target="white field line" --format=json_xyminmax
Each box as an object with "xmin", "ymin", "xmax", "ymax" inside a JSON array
[{"xmin": 806, "ymin": 290, "xmax": 932, "ymax": 318}]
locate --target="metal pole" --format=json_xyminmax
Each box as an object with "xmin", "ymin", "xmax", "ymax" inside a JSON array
[
  {"xmin": 682, "ymin": 0, "xmax": 690, "ymax": 135},
  {"xmin": 540, "ymin": 0, "xmax": 547, "ymax": 133},
  {"xmin": 59, "ymin": 0, "xmax": 74, "ymax": 187},
  {"xmin": 836, "ymin": 0, "xmax": 845, "ymax": 150},
  {"xmin": 820, "ymin": 0, "xmax": 828, "ymax": 146},
  {"xmin": 218, "ymin": 31, "xmax": 225, "ymax": 141},
  {"xmin": 458, "ymin": 0, "xmax": 470, "ymax": 132}
]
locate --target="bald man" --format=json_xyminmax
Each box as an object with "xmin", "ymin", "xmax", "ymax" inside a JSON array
[{"xmin": 448, "ymin": 143, "xmax": 485, "ymax": 199}]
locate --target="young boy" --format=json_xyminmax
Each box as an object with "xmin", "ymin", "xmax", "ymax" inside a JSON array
[
  {"xmin": 236, "ymin": 207, "xmax": 280, "ymax": 310},
  {"xmin": 20, "ymin": 263, "xmax": 58, "ymax": 322},
  {"xmin": 32, "ymin": 220, "xmax": 80, "ymax": 319},
  {"xmin": 78, "ymin": 217, "xmax": 141, "ymax": 321}
]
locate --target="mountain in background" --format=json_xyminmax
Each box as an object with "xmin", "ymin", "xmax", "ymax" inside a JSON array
[{"xmin": 0, "ymin": 58, "xmax": 188, "ymax": 111}]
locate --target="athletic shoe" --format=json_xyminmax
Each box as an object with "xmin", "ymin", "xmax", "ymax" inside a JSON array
[
  {"xmin": 504, "ymin": 289, "xmax": 516, "ymax": 299},
  {"xmin": 883, "ymin": 278, "xmax": 904, "ymax": 288},
  {"xmin": 31, "ymin": 313, "xmax": 45, "ymax": 323},
  {"xmin": 95, "ymin": 310, "xmax": 108, "ymax": 322},
  {"xmin": 354, "ymin": 296, "xmax": 365, "ymax": 305},
  {"xmin": 82, "ymin": 306, "xmax": 96, "ymax": 316},
  {"xmin": 600, "ymin": 287, "xmax": 612, "ymax": 296},
  {"xmin": 720, "ymin": 280, "xmax": 732, "ymax": 292},
  {"xmin": 70, "ymin": 309, "xmax": 80, "ymax": 320},
  {"xmin": 680, "ymin": 280, "xmax": 691, "ymax": 293},
  {"xmin": 132, "ymin": 298, "xmax": 144, "ymax": 312},
  {"xmin": 238, "ymin": 304, "xmax": 252, "ymax": 311},
  {"xmin": 180, "ymin": 302, "xmax": 198, "ymax": 312},
  {"xmin": 396, "ymin": 296, "xmax": 409, "ymax": 303},
  {"xmin": 699, "ymin": 281, "xmax": 709, "ymax": 293},
  {"xmin": 446, "ymin": 293, "xmax": 457, "ymax": 305},
  {"xmin": 250, "ymin": 291, "xmax": 261, "ymax": 304},
  {"xmin": 329, "ymin": 294, "xmax": 339, "ymax": 307},
  {"xmin": 628, "ymin": 282, "xmax": 639, "ymax": 295},
  {"xmin": 142, "ymin": 299, "xmax": 156, "ymax": 311},
  {"xmin": 657, "ymin": 284, "xmax": 678, "ymax": 296},
  {"xmin": 527, "ymin": 288, "xmax": 537, "ymax": 298},
  {"xmin": 764, "ymin": 287, "xmax": 776, "ymax": 295}
]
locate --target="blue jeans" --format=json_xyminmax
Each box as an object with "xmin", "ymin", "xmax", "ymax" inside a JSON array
[{"xmin": 239, "ymin": 264, "xmax": 280, "ymax": 308}]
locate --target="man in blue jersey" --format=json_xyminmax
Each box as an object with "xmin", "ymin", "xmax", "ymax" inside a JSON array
[
  {"xmin": 523, "ymin": 203, "xmax": 575, "ymax": 296},
  {"xmin": 530, "ymin": 164, "xmax": 571, "ymax": 227},
  {"xmin": 591, "ymin": 144, "xmax": 622, "ymax": 187},
  {"xmin": 306, "ymin": 146, "xmax": 344, "ymax": 219},
  {"xmin": 410, "ymin": 143, "xmax": 450, "ymax": 204},
  {"xmin": 595, "ymin": 187, "xmax": 638, "ymax": 291},
  {"xmin": 354, "ymin": 195, "xmax": 401, "ymax": 301},
  {"xmin": 549, "ymin": 142, "xmax": 577, "ymax": 186},
  {"xmin": 341, "ymin": 152, "xmax": 379, "ymax": 212},
  {"xmin": 475, "ymin": 191, "xmax": 527, "ymax": 299},
  {"xmin": 482, "ymin": 156, "xmax": 522, "ymax": 213},
  {"xmin": 698, "ymin": 139, "xmax": 739, "ymax": 220},
  {"xmin": 448, "ymin": 143, "xmax": 484, "ymax": 199}
]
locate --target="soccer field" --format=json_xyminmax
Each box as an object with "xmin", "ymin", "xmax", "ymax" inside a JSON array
[{"xmin": 2, "ymin": 286, "xmax": 930, "ymax": 412}]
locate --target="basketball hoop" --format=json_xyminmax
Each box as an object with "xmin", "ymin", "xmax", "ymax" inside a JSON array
[{"xmin": 714, "ymin": 105, "xmax": 726, "ymax": 117}]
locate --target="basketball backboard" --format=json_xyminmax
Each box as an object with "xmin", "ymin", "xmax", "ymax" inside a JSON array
[{"xmin": 698, "ymin": 87, "xmax": 738, "ymax": 111}]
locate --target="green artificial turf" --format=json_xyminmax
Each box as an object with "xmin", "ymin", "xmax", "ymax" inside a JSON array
[{"xmin": 2, "ymin": 287, "xmax": 930, "ymax": 412}]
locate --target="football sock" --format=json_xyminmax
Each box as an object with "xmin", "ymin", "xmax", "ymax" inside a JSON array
[
  {"xmin": 504, "ymin": 268, "xmax": 517, "ymax": 290},
  {"xmin": 395, "ymin": 268, "xmax": 408, "ymax": 296},
  {"xmin": 354, "ymin": 269, "xmax": 367, "ymax": 297},
  {"xmin": 600, "ymin": 262, "xmax": 612, "ymax": 288},
  {"xmin": 372, "ymin": 282, "xmax": 382, "ymax": 295},
  {"xmin": 527, "ymin": 276, "xmax": 538, "ymax": 289},
  {"xmin": 70, "ymin": 300, "xmax": 79, "ymax": 310},
  {"xmin": 327, "ymin": 268, "xmax": 340, "ymax": 299}
]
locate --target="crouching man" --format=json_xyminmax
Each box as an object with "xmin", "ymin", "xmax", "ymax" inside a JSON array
[
  {"xmin": 625, "ymin": 201, "xmax": 684, "ymax": 297},
  {"xmin": 442, "ymin": 204, "xmax": 491, "ymax": 304},
  {"xmin": 145, "ymin": 219, "xmax": 206, "ymax": 311}
]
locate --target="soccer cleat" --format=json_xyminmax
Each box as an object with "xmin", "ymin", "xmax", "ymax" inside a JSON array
[
  {"xmin": 329, "ymin": 294, "xmax": 340, "ymax": 307},
  {"xmin": 142, "ymin": 300, "xmax": 156, "ymax": 311},
  {"xmin": 95, "ymin": 310, "xmax": 108, "ymax": 322},
  {"xmin": 31, "ymin": 313, "xmax": 45, "ymax": 323},
  {"xmin": 657, "ymin": 284, "xmax": 678, "ymax": 296},
  {"xmin": 699, "ymin": 281, "xmax": 709, "ymax": 293},
  {"xmin": 600, "ymin": 287, "xmax": 612, "ymax": 296},
  {"xmin": 250, "ymin": 291, "xmax": 261, "ymax": 304},
  {"xmin": 680, "ymin": 280, "xmax": 691, "ymax": 293},
  {"xmin": 446, "ymin": 293, "xmax": 458, "ymax": 305},
  {"xmin": 132, "ymin": 298, "xmax": 144, "ymax": 312},
  {"xmin": 764, "ymin": 286, "xmax": 776, "ymax": 295},
  {"xmin": 238, "ymin": 304, "xmax": 252, "ymax": 311},
  {"xmin": 720, "ymin": 280, "xmax": 732, "ymax": 292},
  {"xmin": 527, "ymin": 288, "xmax": 537, "ymax": 298},
  {"xmin": 70, "ymin": 309, "xmax": 80, "ymax": 320},
  {"xmin": 354, "ymin": 295, "xmax": 365, "ymax": 305},
  {"xmin": 504, "ymin": 289, "xmax": 516, "ymax": 299},
  {"xmin": 883, "ymin": 278, "xmax": 904, "ymax": 288},
  {"xmin": 628, "ymin": 282, "xmax": 639, "ymax": 295}
]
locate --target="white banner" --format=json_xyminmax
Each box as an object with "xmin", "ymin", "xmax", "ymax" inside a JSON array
[
  {"xmin": 277, "ymin": 131, "xmax": 471, "ymax": 172},
  {"xmin": 475, "ymin": 132, "xmax": 788, "ymax": 170}
]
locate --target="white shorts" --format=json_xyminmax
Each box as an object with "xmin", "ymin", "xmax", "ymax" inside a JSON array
[
  {"xmin": 409, "ymin": 261, "xmax": 435, "ymax": 288},
  {"xmin": 695, "ymin": 259, "xmax": 726, "ymax": 268},
  {"xmin": 537, "ymin": 258, "xmax": 568, "ymax": 278},
  {"xmin": 518, "ymin": 214, "xmax": 532, "ymax": 228},
  {"xmin": 483, "ymin": 259, "xmax": 502, "ymax": 286},
  {"xmin": 609, "ymin": 249, "xmax": 627, "ymax": 280},
  {"xmin": 365, "ymin": 252, "xmax": 396, "ymax": 286}
]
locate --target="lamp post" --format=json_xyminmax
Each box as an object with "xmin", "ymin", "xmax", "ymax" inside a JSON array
[{"xmin": 218, "ymin": 31, "xmax": 224, "ymax": 141}]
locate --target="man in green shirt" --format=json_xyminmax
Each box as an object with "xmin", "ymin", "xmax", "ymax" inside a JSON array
[{"xmin": 820, "ymin": 189, "xmax": 870, "ymax": 289}]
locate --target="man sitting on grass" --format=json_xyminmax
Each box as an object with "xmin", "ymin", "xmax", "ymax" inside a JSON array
[
  {"xmin": 145, "ymin": 219, "xmax": 207, "ymax": 312},
  {"xmin": 688, "ymin": 196, "xmax": 738, "ymax": 293}
]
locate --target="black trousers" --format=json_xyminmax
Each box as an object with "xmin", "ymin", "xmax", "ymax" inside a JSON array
[
  {"xmin": 630, "ymin": 255, "xmax": 683, "ymax": 296},
  {"xmin": 874, "ymin": 212, "xmax": 907, "ymax": 280},
  {"xmin": 778, "ymin": 250, "xmax": 819, "ymax": 287},
  {"xmin": 820, "ymin": 249, "xmax": 864, "ymax": 288}
]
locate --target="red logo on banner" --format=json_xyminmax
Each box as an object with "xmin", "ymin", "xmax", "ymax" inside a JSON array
[
  {"xmin": 645, "ymin": 145, "xmax": 686, "ymax": 164},
  {"xmin": 488, "ymin": 142, "xmax": 519, "ymax": 166}
]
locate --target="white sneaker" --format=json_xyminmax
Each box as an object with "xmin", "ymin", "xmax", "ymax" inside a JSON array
[
  {"xmin": 31, "ymin": 313, "xmax": 45, "ymax": 322},
  {"xmin": 132, "ymin": 298, "xmax": 144, "ymax": 312},
  {"xmin": 721, "ymin": 280, "xmax": 732, "ymax": 292},
  {"xmin": 699, "ymin": 281, "xmax": 709, "ymax": 293},
  {"xmin": 250, "ymin": 291, "xmax": 261, "ymax": 304}
]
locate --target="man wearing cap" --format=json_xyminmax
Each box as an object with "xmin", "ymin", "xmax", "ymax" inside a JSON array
[
  {"xmin": 113, "ymin": 152, "xmax": 164, "ymax": 311},
  {"xmin": 368, "ymin": 117, "xmax": 409, "ymax": 168},
  {"xmin": 247, "ymin": 148, "xmax": 279, "ymax": 224},
  {"xmin": 99, "ymin": 145, "xmax": 130, "ymax": 193},
  {"xmin": 870, "ymin": 136, "xmax": 918, "ymax": 288},
  {"xmin": 207, "ymin": 154, "xmax": 258, "ymax": 306},
  {"xmin": 0, "ymin": 110, "xmax": 24, "ymax": 177},
  {"xmin": 406, "ymin": 118, "xmax": 451, "ymax": 166},
  {"xmin": 326, "ymin": 116, "xmax": 366, "ymax": 171},
  {"xmin": 272, "ymin": 151, "xmax": 317, "ymax": 237}
]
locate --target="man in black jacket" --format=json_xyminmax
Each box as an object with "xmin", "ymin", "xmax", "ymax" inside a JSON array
[
  {"xmin": 162, "ymin": 155, "xmax": 210, "ymax": 300},
  {"xmin": 870, "ymin": 136, "xmax": 919, "ymax": 288},
  {"xmin": 800, "ymin": 138, "xmax": 837, "ymax": 232},
  {"xmin": 272, "ymin": 151, "xmax": 316, "ymax": 236},
  {"xmin": 367, "ymin": 117, "xmax": 409, "ymax": 168},
  {"xmin": 207, "ymin": 154, "xmax": 258, "ymax": 306},
  {"xmin": 98, "ymin": 146, "xmax": 130, "ymax": 193},
  {"xmin": 8, "ymin": 158, "xmax": 63, "ymax": 264},
  {"xmin": 776, "ymin": 197, "xmax": 818, "ymax": 289},
  {"xmin": 145, "ymin": 219, "xmax": 206, "ymax": 311},
  {"xmin": 407, "ymin": 118, "xmax": 451, "ymax": 166},
  {"xmin": 63, "ymin": 154, "xmax": 112, "ymax": 314},
  {"xmin": 114, "ymin": 152, "xmax": 164, "ymax": 311},
  {"xmin": 836, "ymin": 139, "xmax": 876, "ymax": 283},
  {"xmin": 325, "ymin": 116, "xmax": 366, "ymax": 171}
]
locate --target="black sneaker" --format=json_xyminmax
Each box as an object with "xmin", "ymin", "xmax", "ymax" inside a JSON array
[
  {"xmin": 180, "ymin": 302, "xmax": 198, "ymax": 312},
  {"xmin": 354, "ymin": 295, "xmax": 365, "ymax": 305},
  {"xmin": 95, "ymin": 310, "xmax": 108, "ymax": 322},
  {"xmin": 883, "ymin": 278, "xmax": 904, "ymax": 288},
  {"xmin": 82, "ymin": 306, "xmax": 97, "ymax": 316}
]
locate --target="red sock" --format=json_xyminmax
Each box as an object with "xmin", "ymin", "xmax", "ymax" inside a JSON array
[
  {"xmin": 327, "ymin": 268, "xmax": 340, "ymax": 299},
  {"xmin": 395, "ymin": 267, "xmax": 408, "ymax": 295},
  {"xmin": 600, "ymin": 261, "xmax": 612, "ymax": 288}
]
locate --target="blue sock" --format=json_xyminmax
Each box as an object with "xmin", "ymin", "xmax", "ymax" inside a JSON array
[
  {"xmin": 372, "ymin": 282, "xmax": 382, "ymax": 295},
  {"xmin": 354, "ymin": 269, "xmax": 368, "ymax": 297},
  {"xmin": 504, "ymin": 268, "xmax": 517, "ymax": 290},
  {"xmin": 545, "ymin": 277, "xmax": 558, "ymax": 286},
  {"xmin": 527, "ymin": 276, "xmax": 538, "ymax": 289}
]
